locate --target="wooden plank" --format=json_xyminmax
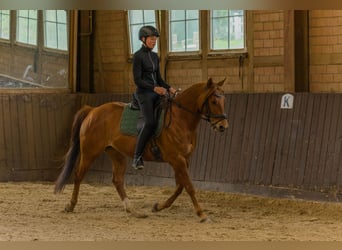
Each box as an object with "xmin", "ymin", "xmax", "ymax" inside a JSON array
[
  {"xmin": 254, "ymin": 93, "xmax": 272, "ymax": 184},
  {"xmin": 272, "ymin": 94, "xmax": 290, "ymax": 186},
  {"xmin": 261, "ymin": 94, "xmax": 280, "ymax": 185},
  {"xmin": 310, "ymin": 94, "xmax": 327, "ymax": 188},
  {"xmin": 245, "ymin": 94, "xmax": 262, "ymax": 182},
  {"xmin": 209, "ymin": 94, "xmax": 232, "ymax": 181},
  {"xmin": 8, "ymin": 95, "xmax": 21, "ymax": 174},
  {"xmin": 196, "ymin": 121, "xmax": 211, "ymax": 181},
  {"xmin": 0, "ymin": 96, "xmax": 6, "ymax": 163},
  {"xmin": 205, "ymin": 130, "xmax": 219, "ymax": 182},
  {"xmin": 16, "ymin": 95, "xmax": 30, "ymax": 173},
  {"xmin": 46, "ymin": 94, "xmax": 58, "ymax": 169},
  {"xmin": 249, "ymin": 93, "xmax": 267, "ymax": 184},
  {"xmin": 229, "ymin": 94, "xmax": 248, "ymax": 182},
  {"xmin": 278, "ymin": 94, "xmax": 296, "ymax": 186},
  {"xmin": 336, "ymin": 125, "xmax": 342, "ymax": 189},
  {"xmin": 324, "ymin": 94, "xmax": 340, "ymax": 187},
  {"xmin": 296, "ymin": 93, "xmax": 314, "ymax": 187},
  {"xmin": 331, "ymin": 96, "xmax": 342, "ymax": 189},
  {"xmin": 38, "ymin": 94, "xmax": 52, "ymax": 170},
  {"xmin": 213, "ymin": 131, "xmax": 230, "ymax": 182},
  {"xmin": 290, "ymin": 93, "xmax": 308, "ymax": 187},
  {"xmin": 317, "ymin": 94, "xmax": 335, "ymax": 188},
  {"xmin": 304, "ymin": 95, "xmax": 323, "ymax": 188},
  {"xmin": 223, "ymin": 94, "xmax": 241, "ymax": 182},
  {"xmin": 0, "ymin": 95, "xmax": 9, "ymax": 180},
  {"xmin": 30, "ymin": 95, "xmax": 43, "ymax": 174},
  {"xmin": 284, "ymin": 93, "xmax": 304, "ymax": 187},
  {"xmin": 57, "ymin": 94, "xmax": 77, "ymax": 158},
  {"xmin": 238, "ymin": 94, "xmax": 257, "ymax": 182},
  {"xmin": 23, "ymin": 94, "xmax": 37, "ymax": 173},
  {"xmin": 3, "ymin": 99, "xmax": 18, "ymax": 179},
  {"xmin": 53, "ymin": 95, "xmax": 73, "ymax": 169}
]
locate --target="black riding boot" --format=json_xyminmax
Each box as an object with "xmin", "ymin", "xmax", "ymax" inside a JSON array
[
  {"xmin": 132, "ymin": 121, "xmax": 156, "ymax": 170},
  {"xmin": 132, "ymin": 155, "xmax": 144, "ymax": 170}
]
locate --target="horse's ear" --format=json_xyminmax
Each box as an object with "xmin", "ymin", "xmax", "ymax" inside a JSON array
[
  {"xmin": 217, "ymin": 77, "xmax": 226, "ymax": 86},
  {"xmin": 206, "ymin": 78, "xmax": 214, "ymax": 88}
]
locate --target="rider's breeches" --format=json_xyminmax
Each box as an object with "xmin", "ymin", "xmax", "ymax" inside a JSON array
[{"xmin": 134, "ymin": 91, "xmax": 160, "ymax": 157}]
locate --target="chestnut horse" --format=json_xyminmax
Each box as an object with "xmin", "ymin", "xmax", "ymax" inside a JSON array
[{"xmin": 54, "ymin": 78, "xmax": 228, "ymax": 222}]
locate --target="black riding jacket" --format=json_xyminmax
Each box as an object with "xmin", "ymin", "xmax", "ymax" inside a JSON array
[{"xmin": 132, "ymin": 45, "xmax": 170, "ymax": 93}]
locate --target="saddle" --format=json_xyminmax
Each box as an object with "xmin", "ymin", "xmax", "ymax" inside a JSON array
[
  {"xmin": 120, "ymin": 93, "xmax": 169, "ymax": 161},
  {"xmin": 120, "ymin": 104, "xmax": 164, "ymax": 137}
]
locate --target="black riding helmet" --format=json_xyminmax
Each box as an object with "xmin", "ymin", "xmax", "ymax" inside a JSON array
[{"xmin": 139, "ymin": 25, "xmax": 160, "ymax": 42}]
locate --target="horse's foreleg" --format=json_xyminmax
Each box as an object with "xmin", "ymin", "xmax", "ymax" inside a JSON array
[
  {"xmin": 152, "ymin": 183, "xmax": 183, "ymax": 212},
  {"xmin": 176, "ymin": 167, "xmax": 209, "ymax": 223}
]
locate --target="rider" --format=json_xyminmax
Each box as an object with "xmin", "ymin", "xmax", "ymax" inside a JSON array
[{"xmin": 131, "ymin": 25, "xmax": 176, "ymax": 170}]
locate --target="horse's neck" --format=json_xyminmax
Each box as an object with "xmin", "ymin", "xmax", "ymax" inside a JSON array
[{"xmin": 171, "ymin": 86, "xmax": 203, "ymax": 131}]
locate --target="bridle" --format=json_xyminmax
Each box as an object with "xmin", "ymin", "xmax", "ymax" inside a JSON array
[
  {"xmin": 199, "ymin": 92, "xmax": 227, "ymax": 126},
  {"xmin": 165, "ymin": 89, "xmax": 227, "ymax": 128}
]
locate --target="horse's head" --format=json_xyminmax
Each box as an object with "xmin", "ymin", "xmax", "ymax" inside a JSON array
[{"xmin": 198, "ymin": 78, "xmax": 229, "ymax": 132}]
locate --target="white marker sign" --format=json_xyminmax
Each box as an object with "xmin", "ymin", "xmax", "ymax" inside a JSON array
[{"xmin": 280, "ymin": 93, "xmax": 294, "ymax": 109}]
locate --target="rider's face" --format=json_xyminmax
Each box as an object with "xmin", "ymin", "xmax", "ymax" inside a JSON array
[{"xmin": 144, "ymin": 36, "xmax": 158, "ymax": 49}]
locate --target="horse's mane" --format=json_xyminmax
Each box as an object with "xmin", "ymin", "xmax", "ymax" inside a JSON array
[
  {"xmin": 175, "ymin": 82, "xmax": 208, "ymax": 104},
  {"xmin": 175, "ymin": 81, "xmax": 222, "ymax": 108}
]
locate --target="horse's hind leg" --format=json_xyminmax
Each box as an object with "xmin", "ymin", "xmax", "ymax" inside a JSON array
[
  {"xmin": 105, "ymin": 148, "xmax": 129, "ymax": 209},
  {"xmin": 65, "ymin": 153, "xmax": 97, "ymax": 212},
  {"xmin": 106, "ymin": 148, "xmax": 147, "ymax": 218}
]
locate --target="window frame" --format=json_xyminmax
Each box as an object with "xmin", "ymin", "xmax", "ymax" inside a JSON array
[
  {"xmin": 16, "ymin": 10, "xmax": 38, "ymax": 47},
  {"xmin": 0, "ymin": 10, "xmax": 76, "ymax": 92},
  {"xmin": 167, "ymin": 10, "xmax": 200, "ymax": 55},
  {"xmin": 43, "ymin": 10, "xmax": 69, "ymax": 52},
  {"xmin": 0, "ymin": 10, "xmax": 10, "ymax": 41},
  {"xmin": 208, "ymin": 10, "xmax": 247, "ymax": 56},
  {"xmin": 126, "ymin": 10, "xmax": 248, "ymax": 60},
  {"xmin": 127, "ymin": 10, "xmax": 159, "ymax": 55}
]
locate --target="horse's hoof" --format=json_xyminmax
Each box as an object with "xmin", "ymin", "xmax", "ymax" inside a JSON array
[
  {"xmin": 64, "ymin": 204, "xmax": 74, "ymax": 213},
  {"xmin": 200, "ymin": 217, "xmax": 213, "ymax": 223},
  {"xmin": 152, "ymin": 203, "xmax": 159, "ymax": 213}
]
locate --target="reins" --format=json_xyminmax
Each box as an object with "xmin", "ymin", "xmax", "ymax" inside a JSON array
[{"xmin": 164, "ymin": 88, "xmax": 227, "ymax": 128}]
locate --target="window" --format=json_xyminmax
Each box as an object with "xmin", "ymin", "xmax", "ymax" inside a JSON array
[
  {"xmin": 44, "ymin": 10, "xmax": 68, "ymax": 51},
  {"xmin": 210, "ymin": 10, "xmax": 245, "ymax": 50},
  {"xmin": 0, "ymin": 10, "xmax": 72, "ymax": 89},
  {"xmin": 16, "ymin": 10, "xmax": 38, "ymax": 45},
  {"xmin": 169, "ymin": 10, "xmax": 199, "ymax": 52},
  {"xmin": 0, "ymin": 10, "xmax": 10, "ymax": 40},
  {"xmin": 128, "ymin": 10, "xmax": 157, "ymax": 54}
]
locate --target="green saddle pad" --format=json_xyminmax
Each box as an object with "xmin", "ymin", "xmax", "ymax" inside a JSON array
[{"xmin": 120, "ymin": 104, "xmax": 164, "ymax": 137}]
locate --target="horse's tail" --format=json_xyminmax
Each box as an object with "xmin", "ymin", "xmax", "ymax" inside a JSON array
[{"xmin": 54, "ymin": 105, "xmax": 93, "ymax": 194}]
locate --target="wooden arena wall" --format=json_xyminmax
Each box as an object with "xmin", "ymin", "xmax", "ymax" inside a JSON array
[{"xmin": 0, "ymin": 93, "xmax": 342, "ymax": 201}]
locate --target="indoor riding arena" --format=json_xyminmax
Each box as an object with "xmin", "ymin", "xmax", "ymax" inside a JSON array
[{"xmin": 1, "ymin": 10, "xmax": 342, "ymax": 241}]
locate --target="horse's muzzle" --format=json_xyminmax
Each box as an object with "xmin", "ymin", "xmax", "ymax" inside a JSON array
[{"xmin": 212, "ymin": 119, "xmax": 229, "ymax": 132}]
